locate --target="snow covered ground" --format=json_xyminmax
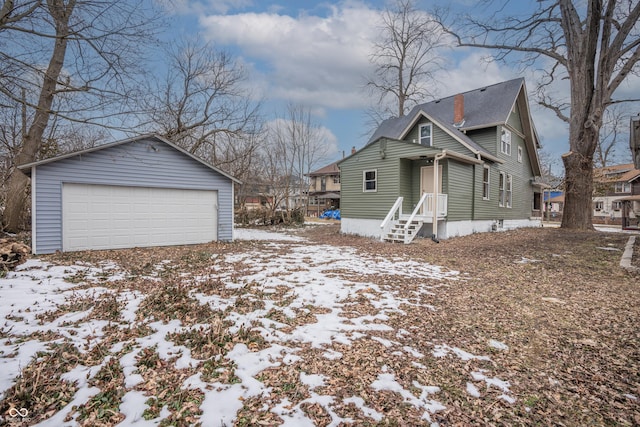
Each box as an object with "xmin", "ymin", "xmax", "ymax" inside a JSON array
[{"xmin": 0, "ymin": 228, "xmax": 515, "ymax": 426}]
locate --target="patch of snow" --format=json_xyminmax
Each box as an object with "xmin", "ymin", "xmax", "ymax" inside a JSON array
[
  {"xmin": 470, "ymin": 370, "xmax": 515, "ymax": 402},
  {"xmin": 466, "ymin": 382, "xmax": 481, "ymax": 397},
  {"xmin": 343, "ymin": 396, "xmax": 383, "ymax": 421},
  {"xmin": 235, "ymin": 228, "xmax": 306, "ymax": 242},
  {"xmin": 499, "ymin": 394, "xmax": 516, "ymax": 404},
  {"xmin": 432, "ymin": 344, "xmax": 491, "ymax": 361},
  {"xmin": 371, "ymin": 336, "xmax": 395, "ymax": 348},
  {"xmin": 300, "ymin": 372, "xmax": 325, "ymax": 390},
  {"xmin": 488, "ymin": 339, "xmax": 509, "ymax": 351},
  {"xmin": 371, "ymin": 372, "xmax": 445, "ymax": 422},
  {"xmin": 403, "ymin": 345, "xmax": 424, "ymax": 358},
  {"xmin": 515, "ymin": 257, "xmax": 541, "ymax": 264}
]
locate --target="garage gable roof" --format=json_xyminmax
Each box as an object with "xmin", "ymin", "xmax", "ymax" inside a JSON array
[{"xmin": 18, "ymin": 134, "xmax": 241, "ymax": 184}]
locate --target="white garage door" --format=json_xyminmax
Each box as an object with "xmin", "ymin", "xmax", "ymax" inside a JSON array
[{"xmin": 62, "ymin": 183, "xmax": 218, "ymax": 251}]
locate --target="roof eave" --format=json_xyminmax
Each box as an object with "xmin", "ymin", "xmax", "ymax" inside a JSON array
[{"xmin": 18, "ymin": 133, "xmax": 242, "ymax": 185}]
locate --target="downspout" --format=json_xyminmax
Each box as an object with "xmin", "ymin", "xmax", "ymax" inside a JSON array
[
  {"xmin": 473, "ymin": 153, "xmax": 482, "ymax": 222},
  {"xmin": 433, "ymin": 151, "xmax": 447, "ymax": 239}
]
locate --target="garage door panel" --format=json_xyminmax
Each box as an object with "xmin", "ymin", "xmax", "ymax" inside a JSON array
[{"xmin": 63, "ymin": 183, "xmax": 218, "ymax": 251}]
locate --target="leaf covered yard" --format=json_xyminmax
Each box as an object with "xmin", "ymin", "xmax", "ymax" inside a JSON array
[{"xmin": 0, "ymin": 225, "xmax": 638, "ymax": 426}]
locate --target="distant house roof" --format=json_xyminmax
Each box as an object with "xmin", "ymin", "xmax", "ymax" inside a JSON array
[
  {"xmin": 594, "ymin": 163, "xmax": 640, "ymax": 183},
  {"xmin": 364, "ymin": 78, "xmax": 541, "ymax": 174},
  {"xmin": 307, "ymin": 161, "xmax": 340, "ymax": 176}
]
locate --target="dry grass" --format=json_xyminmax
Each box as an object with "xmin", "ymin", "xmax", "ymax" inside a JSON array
[{"xmin": 0, "ymin": 225, "xmax": 638, "ymax": 426}]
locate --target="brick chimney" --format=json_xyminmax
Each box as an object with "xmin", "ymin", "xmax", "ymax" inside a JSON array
[
  {"xmin": 454, "ymin": 93, "xmax": 464, "ymax": 124},
  {"xmin": 351, "ymin": 146, "xmax": 356, "ymax": 155}
]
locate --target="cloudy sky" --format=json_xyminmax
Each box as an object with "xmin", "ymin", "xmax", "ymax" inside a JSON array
[{"xmin": 161, "ymin": 0, "xmax": 638, "ymax": 172}]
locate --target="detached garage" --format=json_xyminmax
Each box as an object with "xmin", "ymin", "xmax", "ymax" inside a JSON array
[{"xmin": 19, "ymin": 134, "xmax": 239, "ymax": 254}]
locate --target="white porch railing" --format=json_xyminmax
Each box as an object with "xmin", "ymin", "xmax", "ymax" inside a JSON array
[
  {"xmin": 404, "ymin": 192, "xmax": 430, "ymax": 233},
  {"xmin": 421, "ymin": 193, "xmax": 448, "ymax": 218},
  {"xmin": 380, "ymin": 196, "xmax": 403, "ymax": 240}
]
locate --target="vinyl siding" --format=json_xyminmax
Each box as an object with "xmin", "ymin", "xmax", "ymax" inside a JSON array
[
  {"xmin": 340, "ymin": 138, "xmax": 439, "ymax": 219},
  {"xmin": 466, "ymin": 128, "xmax": 497, "ymax": 156},
  {"xmin": 33, "ymin": 137, "xmax": 234, "ymax": 254},
  {"xmin": 444, "ymin": 160, "xmax": 474, "ymax": 221}
]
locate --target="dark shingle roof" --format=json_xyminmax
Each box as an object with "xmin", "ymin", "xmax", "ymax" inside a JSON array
[{"xmin": 367, "ymin": 78, "xmax": 525, "ymax": 153}]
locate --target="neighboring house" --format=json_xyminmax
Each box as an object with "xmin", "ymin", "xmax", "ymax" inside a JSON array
[
  {"xmin": 306, "ymin": 161, "xmax": 341, "ymax": 217},
  {"xmin": 592, "ymin": 163, "xmax": 640, "ymax": 227},
  {"xmin": 543, "ymin": 190, "xmax": 564, "ymax": 220},
  {"xmin": 237, "ymin": 181, "xmax": 273, "ymax": 210},
  {"xmin": 339, "ymin": 78, "xmax": 544, "ymax": 243},
  {"xmin": 19, "ymin": 134, "xmax": 239, "ymax": 254}
]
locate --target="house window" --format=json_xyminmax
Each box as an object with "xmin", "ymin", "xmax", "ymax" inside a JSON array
[
  {"xmin": 614, "ymin": 182, "xmax": 631, "ymax": 193},
  {"xmin": 517, "ymin": 146, "xmax": 523, "ymax": 163},
  {"xmin": 499, "ymin": 172, "xmax": 505, "ymax": 207},
  {"xmin": 506, "ymin": 174, "xmax": 512, "ymax": 208},
  {"xmin": 612, "ymin": 201, "xmax": 622, "ymax": 211},
  {"xmin": 363, "ymin": 169, "xmax": 377, "ymax": 192},
  {"xmin": 594, "ymin": 201, "xmax": 603, "ymax": 211},
  {"xmin": 419, "ymin": 123, "xmax": 432, "ymax": 147},
  {"xmin": 482, "ymin": 165, "xmax": 490, "ymax": 200},
  {"xmin": 501, "ymin": 128, "xmax": 512, "ymax": 155},
  {"xmin": 333, "ymin": 175, "xmax": 340, "ymax": 184}
]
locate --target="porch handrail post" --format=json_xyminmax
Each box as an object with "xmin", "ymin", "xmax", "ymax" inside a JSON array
[
  {"xmin": 380, "ymin": 196, "xmax": 403, "ymax": 240},
  {"xmin": 438, "ymin": 194, "xmax": 448, "ymax": 217},
  {"xmin": 405, "ymin": 192, "xmax": 430, "ymax": 231}
]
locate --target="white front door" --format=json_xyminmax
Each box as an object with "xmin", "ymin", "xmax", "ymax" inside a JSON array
[{"xmin": 420, "ymin": 166, "xmax": 443, "ymax": 214}]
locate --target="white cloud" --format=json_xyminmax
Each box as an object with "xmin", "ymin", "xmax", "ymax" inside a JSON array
[
  {"xmin": 435, "ymin": 50, "xmax": 515, "ymax": 96},
  {"xmin": 264, "ymin": 117, "xmax": 339, "ymax": 162},
  {"xmin": 198, "ymin": 2, "xmax": 380, "ymax": 109}
]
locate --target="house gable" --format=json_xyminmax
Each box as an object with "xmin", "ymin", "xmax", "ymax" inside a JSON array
[{"xmin": 401, "ymin": 115, "xmax": 477, "ymax": 159}]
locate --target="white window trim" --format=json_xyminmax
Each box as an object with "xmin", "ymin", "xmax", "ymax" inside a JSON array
[
  {"xmin": 506, "ymin": 174, "xmax": 513, "ymax": 208},
  {"xmin": 363, "ymin": 169, "xmax": 378, "ymax": 192},
  {"xmin": 419, "ymin": 123, "xmax": 432, "ymax": 147},
  {"xmin": 499, "ymin": 172, "xmax": 505, "ymax": 207},
  {"xmin": 501, "ymin": 128, "xmax": 512, "ymax": 156},
  {"xmin": 517, "ymin": 146, "xmax": 523, "ymax": 163},
  {"xmin": 483, "ymin": 165, "xmax": 490, "ymax": 200}
]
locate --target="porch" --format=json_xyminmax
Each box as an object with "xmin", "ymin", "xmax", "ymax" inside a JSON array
[{"xmin": 380, "ymin": 193, "xmax": 448, "ymax": 244}]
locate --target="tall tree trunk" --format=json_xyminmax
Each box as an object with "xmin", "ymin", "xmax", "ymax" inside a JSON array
[
  {"xmin": 561, "ymin": 150, "xmax": 595, "ymax": 229},
  {"xmin": 3, "ymin": 0, "xmax": 73, "ymax": 232}
]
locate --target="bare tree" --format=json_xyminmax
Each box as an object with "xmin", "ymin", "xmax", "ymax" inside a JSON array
[
  {"xmin": 366, "ymin": 0, "xmax": 446, "ymax": 121},
  {"xmin": 0, "ymin": 0, "xmax": 162, "ymax": 232},
  {"xmin": 147, "ymin": 37, "xmax": 262, "ymax": 161},
  {"xmin": 595, "ymin": 104, "xmax": 634, "ymax": 167},
  {"xmin": 259, "ymin": 104, "xmax": 331, "ymax": 217},
  {"xmin": 439, "ymin": 0, "xmax": 640, "ymax": 230}
]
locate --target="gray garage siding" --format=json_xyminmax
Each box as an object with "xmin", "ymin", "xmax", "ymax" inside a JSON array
[{"xmin": 31, "ymin": 136, "xmax": 234, "ymax": 254}]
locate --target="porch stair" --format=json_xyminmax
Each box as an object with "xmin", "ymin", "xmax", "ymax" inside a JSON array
[{"xmin": 383, "ymin": 218, "xmax": 423, "ymax": 244}]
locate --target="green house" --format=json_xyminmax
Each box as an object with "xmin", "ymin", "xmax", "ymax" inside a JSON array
[{"xmin": 338, "ymin": 78, "xmax": 544, "ymax": 243}]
